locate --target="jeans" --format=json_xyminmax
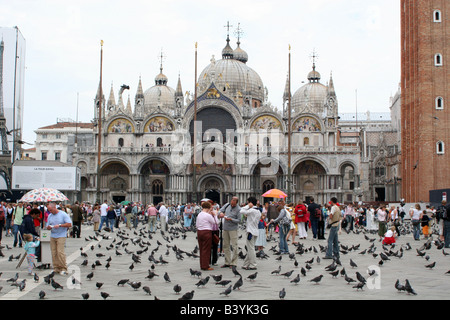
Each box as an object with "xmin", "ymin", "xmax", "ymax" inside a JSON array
[
  {"xmin": 310, "ymin": 219, "xmax": 319, "ymax": 239},
  {"xmin": 278, "ymin": 224, "xmax": 290, "ymax": 253},
  {"xmin": 346, "ymin": 215, "xmax": 354, "ymax": 231},
  {"xmin": 98, "ymin": 216, "xmax": 108, "ymax": 231},
  {"xmin": 13, "ymin": 224, "xmax": 22, "ymax": 247},
  {"xmin": 412, "ymin": 220, "xmax": 420, "ymax": 240},
  {"xmin": 108, "ymin": 219, "xmax": 115, "ymax": 231},
  {"xmin": 326, "ymin": 226, "xmax": 340, "ymax": 258}
]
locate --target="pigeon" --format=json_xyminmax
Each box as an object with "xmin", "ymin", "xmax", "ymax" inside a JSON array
[
  {"xmin": 425, "ymin": 262, "xmax": 436, "ymax": 269},
  {"xmin": 329, "ymin": 270, "xmax": 339, "ymax": 278},
  {"xmin": 279, "ymin": 288, "xmax": 286, "ymax": 299},
  {"xmin": 164, "ymin": 272, "xmax": 171, "ymax": 283},
  {"xmin": 212, "ymin": 274, "xmax": 223, "ymax": 283},
  {"xmin": 143, "ymin": 286, "xmax": 151, "ymax": 295},
  {"xmin": 281, "ymin": 270, "xmax": 294, "ymax": 278},
  {"xmin": 95, "ymin": 282, "xmax": 103, "ymax": 290},
  {"xmin": 178, "ymin": 290, "xmax": 195, "ymax": 300},
  {"xmin": 271, "ymin": 266, "xmax": 281, "ymax": 275},
  {"xmin": 405, "ymin": 279, "xmax": 417, "ymax": 295},
  {"xmin": 100, "ymin": 291, "xmax": 110, "ymax": 300},
  {"xmin": 129, "ymin": 281, "xmax": 141, "ymax": 290},
  {"xmin": 290, "ymin": 274, "xmax": 301, "ymax": 285},
  {"xmin": 416, "ymin": 249, "xmax": 426, "ymax": 257},
  {"xmin": 356, "ymin": 272, "xmax": 366, "ymax": 284},
  {"xmin": 33, "ymin": 273, "xmax": 39, "ymax": 283},
  {"xmin": 39, "ymin": 290, "xmax": 46, "ymax": 299},
  {"xmin": 345, "ymin": 274, "xmax": 356, "ymax": 284},
  {"xmin": 50, "ymin": 279, "xmax": 63, "ymax": 291},
  {"xmin": 349, "ymin": 259, "xmax": 358, "ymax": 268},
  {"xmin": 233, "ymin": 277, "xmax": 243, "ymax": 291},
  {"xmin": 246, "ymin": 272, "xmax": 258, "ymax": 282},
  {"xmin": 117, "ymin": 279, "xmax": 129, "ymax": 286},
  {"xmin": 7, "ymin": 273, "xmax": 19, "ymax": 283},
  {"xmin": 353, "ymin": 282, "xmax": 365, "ymax": 291},
  {"xmin": 173, "ymin": 284, "xmax": 182, "ymax": 294},
  {"xmin": 395, "ymin": 279, "xmax": 406, "ymax": 292},
  {"xmin": 231, "ymin": 265, "xmax": 241, "ymax": 277},
  {"xmin": 301, "ymin": 267, "xmax": 307, "ymax": 277},
  {"xmin": 195, "ymin": 276, "xmax": 210, "ymax": 288},
  {"xmin": 216, "ymin": 280, "xmax": 232, "ymax": 287},
  {"xmin": 309, "ymin": 275, "xmax": 323, "ymax": 284},
  {"xmin": 86, "ymin": 272, "xmax": 94, "ymax": 281},
  {"xmin": 220, "ymin": 285, "xmax": 232, "ymax": 296},
  {"xmin": 81, "ymin": 293, "xmax": 90, "ymax": 300}
]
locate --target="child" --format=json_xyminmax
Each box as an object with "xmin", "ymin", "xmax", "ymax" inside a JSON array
[
  {"xmin": 421, "ymin": 210, "xmax": 430, "ymax": 238},
  {"xmin": 382, "ymin": 226, "xmax": 397, "ymax": 245},
  {"xmin": 255, "ymin": 214, "xmax": 267, "ymax": 251},
  {"xmin": 23, "ymin": 233, "xmax": 40, "ymax": 275}
]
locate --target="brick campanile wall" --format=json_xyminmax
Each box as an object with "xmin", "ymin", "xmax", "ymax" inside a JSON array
[{"xmin": 401, "ymin": 0, "xmax": 449, "ymax": 202}]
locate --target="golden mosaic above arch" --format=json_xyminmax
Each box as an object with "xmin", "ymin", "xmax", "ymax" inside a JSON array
[
  {"xmin": 292, "ymin": 116, "xmax": 322, "ymax": 132},
  {"xmin": 107, "ymin": 118, "xmax": 135, "ymax": 133},
  {"xmin": 144, "ymin": 117, "xmax": 175, "ymax": 133},
  {"xmin": 250, "ymin": 115, "xmax": 282, "ymax": 130}
]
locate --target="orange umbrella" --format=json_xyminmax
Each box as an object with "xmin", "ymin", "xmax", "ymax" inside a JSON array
[{"xmin": 262, "ymin": 189, "xmax": 288, "ymax": 199}]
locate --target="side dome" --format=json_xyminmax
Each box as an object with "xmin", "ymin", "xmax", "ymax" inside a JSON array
[
  {"xmin": 144, "ymin": 68, "xmax": 176, "ymax": 111},
  {"xmin": 291, "ymin": 66, "xmax": 328, "ymax": 115}
]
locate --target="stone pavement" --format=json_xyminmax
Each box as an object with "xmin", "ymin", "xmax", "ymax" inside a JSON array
[{"xmin": 0, "ymin": 218, "xmax": 449, "ymax": 301}]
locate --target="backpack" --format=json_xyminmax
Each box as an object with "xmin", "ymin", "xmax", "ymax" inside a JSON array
[
  {"xmin": 315, "ymin": 207, "xmax": 322, "ymax": 219},
  {"xmin": 295, "ymin": 204, "xmax": 306, "ymax": 218},
  {"xmin": 0, "ymin": 207, "xmax": 4, "ymax": 221}
]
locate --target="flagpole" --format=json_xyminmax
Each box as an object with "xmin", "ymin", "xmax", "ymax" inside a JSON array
[
  {"xmin": 287, "ymin": 44, "xmax": 292, "ymax": 204},
  {"xmin": 96, "ymin": 40, "xmax": 103, "ymax": 205},
  {"xmin": 192, "ymin": 42, "xmax": 198, "ymax": 204}
]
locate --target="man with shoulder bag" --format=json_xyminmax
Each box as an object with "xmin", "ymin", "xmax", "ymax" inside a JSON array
[
  {"xmin": 324, "ymin": 197, "xmax": 341, "ymax": 260},
  {"xmin": 218, "ymin": 197, "xmax": 241, "ymax": 268}
]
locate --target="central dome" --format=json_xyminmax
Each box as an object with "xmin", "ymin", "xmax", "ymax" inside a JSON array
[{"xmin": 198, "ymin": 60, "xmax": 264, "ymax": 103}]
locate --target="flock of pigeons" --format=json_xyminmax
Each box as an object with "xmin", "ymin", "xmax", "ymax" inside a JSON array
[{"xmin": 0, "ymin": 218, "xmax": 449, "ymax": 300}]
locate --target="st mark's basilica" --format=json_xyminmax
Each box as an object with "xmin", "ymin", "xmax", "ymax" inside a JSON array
[{"xmin": 73, "ymin": 29, "xmax": 370, "ymax": 206}]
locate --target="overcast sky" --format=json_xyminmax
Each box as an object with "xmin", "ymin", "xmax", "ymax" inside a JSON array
[{"xmin": 2, "ymin": 0, "xmax": 401, "ymax": 144}]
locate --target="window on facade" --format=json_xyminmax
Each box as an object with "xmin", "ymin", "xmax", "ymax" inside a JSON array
[
  {"xmin": 375, "ymin": 160, "xmax": 386, "ymax": 177},
  {"xmin": 55, "ymin": 152, "xmax": 61, "ymax": 161},
  {"xmin": 304, "ymin": 137, "xmax": 310, "ymax": 146},
  {"xmin": 118, "ymin": 138, "xmax": 124, "ymax": 147},
  {"xmin": 152, "ymin": 179, "xmax": 164, "ymax": 195},
  {"xmin": 157, "ymin": 137, "xmax": 163, "ymax": 147},
  {"xmin": 41, "ymin": 152, "xmax": 47, "ymax": 160},
  {"xmin": 262, "ymin": 180, "xmax": 275, "ymax": 193},
  {"xmin": 434, "ymin": 10, "xmax": 441, "ymax": 22},
  {"xmin": 435, "ymin": 54, "xmax": 443, "ymax": 66},
  {"xmin": 436, "ymin": 97, "xmax": 444, "ymax": 109},
  {"xmin": 56, "ymin": 134, "xmax": 61, "ymax": 139},
  {"xmin": 437, "ymin": 141, "xmax": 445, "ymax": 154}
]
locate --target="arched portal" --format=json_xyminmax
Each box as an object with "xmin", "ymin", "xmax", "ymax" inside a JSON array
[
  {"xmin": 140, "ymin": 159, "xmax": 171, "ymax": 205},
  {"xmin": 100, "ymin": 161, "xmax": 130, "ymax": 203},
  {"xmin": 293, "ymin": 160, "xmax": 327, "ymax": 204}
]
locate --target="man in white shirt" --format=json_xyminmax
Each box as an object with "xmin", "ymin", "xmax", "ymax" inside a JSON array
[
  {"xmin": 99, "ymin": 200, "xmax": 109, "ymax": 231},
  {"xmin": 158, "ymin": 203, "xmax": 168, "ymax": 232},
  {"xmin": 240, "ymin": 196, "xmax": 261, "ymax": 270}
]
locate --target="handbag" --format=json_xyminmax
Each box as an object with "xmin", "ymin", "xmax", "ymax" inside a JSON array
[{"xmin": 213, "ymin": 233, "xmax": 220, "ymax": 245}]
